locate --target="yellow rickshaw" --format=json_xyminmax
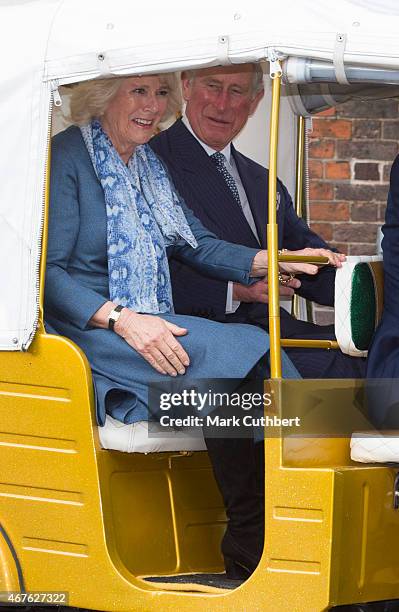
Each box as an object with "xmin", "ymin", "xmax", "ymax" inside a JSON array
[{"xmin": 1, "ymin": 1, "xmax": 399, "ymax": 610}]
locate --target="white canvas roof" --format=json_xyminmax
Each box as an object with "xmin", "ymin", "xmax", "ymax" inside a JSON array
[{"xmin": 1, "ymin": 0, "xmax": 399, "ymax": 350}]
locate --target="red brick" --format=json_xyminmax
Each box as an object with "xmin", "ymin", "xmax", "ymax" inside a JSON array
[
  {"xmin": 309, "ymin": 140, "xmax": 335, "ymax": 159},
  {"xmin": 308, "ymin": 160, "xmax": 323, "ymax": 179},
  {"xmin": 353, "ymin": 162, "xmax": 380, "ymax": 181},
  {"xmin": 329, "ymin": 242, "xmax": 348, "ymax": 255},
  {"xmin": 383, "ymin": 121, "xmax": 399, "ymax": 140},
  {"xmin": 335, "ymin": 183, "xmax": 388, "ymax": 202},
  {"xmin": 309, "ymin": 182, "xmax": 333, "ymax": 200},
  {"xmin": 349, "ymin": 244, "xmax": 379, "ymax": 256},
  {"xmin": 325, "ymin": 161, "xmax": 350, "ymax": 180},
  {"xmin": 338, "ymin": 99, "xmax": 399, "ymax": 119},
  {"xmin": 378, "ymin": 202, "xmax": 387, "ymax": 222},
  {"xmin": 311, "ymin": 119, "xmax": 352, "ymax": 139},
  {"xmin": 309, "ymin": 202, "xmax": 350, "ymax": 221},
  {"xmin": 337, "ymin": 140, "xmax": 398, "ymax": 161},
  {"xmin": 351, "ymin": 202, "xmax": 378, "ymax": 222},
  {"xmin": 383, "ymin": 163, "xmax": 391, "ymax": 183},
  {"xmin": 311, "ymin": 223, "xmax": 333, "ymax": 241},
  {"xmin": 317, "ymin": 107, "xmax": 336, "ymax": 117},
  {"xmin": 334, "ymin": 223, "xmax": 379, "ymax": 244},
  {"xmin": 353, "ymin": 119, "xmax": 381, "ymax": 140}
]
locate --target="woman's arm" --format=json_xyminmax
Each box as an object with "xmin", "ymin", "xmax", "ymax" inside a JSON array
[
  {"xmin": 172, "ymin": 197, "xmax": 321, "ymax": 281},
  {"xmin": 90, "ymin": 301, "xmax": 190, "ymax": 377},
  {"xmin": 45, "ymin": 138, "xmax": 110, "ymax": 329},
  {"xmin": 47, "ymin": 137, "xmax": 190, "ymax": 376}
]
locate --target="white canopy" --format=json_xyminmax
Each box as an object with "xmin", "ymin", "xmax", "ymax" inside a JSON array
[{"xmin": 1, "ymin": 0, "xmax": 399, "ymax": 350}]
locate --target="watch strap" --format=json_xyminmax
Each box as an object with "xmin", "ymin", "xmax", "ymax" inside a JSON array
[{"xmin": 108, "ymin": 304, "xmax": 124, "ymax": 331}]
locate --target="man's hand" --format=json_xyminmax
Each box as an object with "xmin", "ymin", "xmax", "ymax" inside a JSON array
[
  {"xmin": 233, "ymin": 276, "xmax": 301, "ymax": 304},
  {"xmin": 279, "ymin": 247, "xmax": 345, "ymax": 276},
  {"xmin": 251, "ymin": 247, "xmax": 345, "ymax": 277}
]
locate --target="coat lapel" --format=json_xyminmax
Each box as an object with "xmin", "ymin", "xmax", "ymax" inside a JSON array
[
  {"xmin": 168, "ymin": 121, "xmax": 261, "ymax": 247},
  {"xmin": 233, "ymin": 147, "xmax": 286, "ymax": 249},
  {"xmin": 232, "ymin": 147, "xmax": 268, "ymax": 248}
]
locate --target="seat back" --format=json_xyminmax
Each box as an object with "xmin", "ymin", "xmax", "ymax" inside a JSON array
[{"xmin": 335, "ymin": 255, "xmax": 383, "ymax": 356}]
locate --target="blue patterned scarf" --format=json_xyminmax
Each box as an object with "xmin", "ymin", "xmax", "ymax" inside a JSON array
[{"xmin": 80, "ymin": 120, "xmax": 197, "ymax": 313}]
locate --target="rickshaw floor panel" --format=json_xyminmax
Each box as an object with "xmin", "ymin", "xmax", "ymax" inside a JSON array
[{"xmin": 141, "ymin": 572, "xmax": 243, "ymax": 592}]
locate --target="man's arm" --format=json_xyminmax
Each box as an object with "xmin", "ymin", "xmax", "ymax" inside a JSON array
[{"xmin": 280, "ymin": 181, "xmax": 337, "ymax": 307}]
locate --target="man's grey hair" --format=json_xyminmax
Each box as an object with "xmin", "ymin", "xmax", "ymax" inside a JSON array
[{"xmin": 184, "ymin": 63, "xmax": 264, "ymax": 97}]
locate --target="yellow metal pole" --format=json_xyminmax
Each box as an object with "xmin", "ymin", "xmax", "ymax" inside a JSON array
[
  {"xmin": 281, "ymin": 338, "xmax": 339, "ymax": 350},
  {"xmin": 294, "ymin": 116, "xmax": 305, "ymax": 219},
  {"xmin": 38, "ymin": 146, "xmax": 51, "ymax": 332},
  {"xmin": 267, "ymin": 67, "xmax": 282, "ymax": 379},
  {"xmin": 292, "ymin": 116, "xmax": 305, "ymax": 319}
]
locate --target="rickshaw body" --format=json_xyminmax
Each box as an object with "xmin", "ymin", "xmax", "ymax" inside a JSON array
[{"xmin": 1, "ymin": 1, "xmax": 399, "ymax": 610}]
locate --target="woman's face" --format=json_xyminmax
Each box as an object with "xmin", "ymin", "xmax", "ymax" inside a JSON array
[{"xmin": 101, "ymin": 75, "xmax": 169, "ymax": 162}]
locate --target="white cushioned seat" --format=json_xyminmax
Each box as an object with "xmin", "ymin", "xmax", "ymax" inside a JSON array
[
  {"xmin": 335, "ymin": 255, "xmax": 383, "ymax": 357},
  {"xmin": 351, "ymin": 431, "xmax": 399, "ymax": 463},
  {"xmin": 98, "ymin": 416, "xmax": 206, "ymax": 453}
]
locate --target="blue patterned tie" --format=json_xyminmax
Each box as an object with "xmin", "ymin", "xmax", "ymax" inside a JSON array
[{"xmin": 211, "ymin": 152, "xmax": 242, "ymax": 209}]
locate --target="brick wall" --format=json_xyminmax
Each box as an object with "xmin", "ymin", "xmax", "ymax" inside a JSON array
[{"xmin": 307, "ymin": 98, "xmax": 399, "ymax": 324}]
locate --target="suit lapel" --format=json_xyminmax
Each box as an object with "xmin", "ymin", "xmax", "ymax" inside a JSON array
[
  {"xmin": 233, "ymin": 147, "xmax": 286, "ymax": 249},
  {"xmin": 169, "ymin": 121, "xmax": 261, "ymax": 247},
  {"xmin": 232, "ymin": 147, "xmax": 268, "ymax": 248}
]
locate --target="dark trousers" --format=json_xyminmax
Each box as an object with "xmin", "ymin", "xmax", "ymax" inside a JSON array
[
  {"xmin": 228, "ymin": 308, "xmax": 367, "ymax": 380},
  {"xmin": 204, "ymin": 434, "xmax": 265, "ymax": 572},
  {"xmin": 203, "ymin": 386, "xmax": 265, "ymax": 574}
]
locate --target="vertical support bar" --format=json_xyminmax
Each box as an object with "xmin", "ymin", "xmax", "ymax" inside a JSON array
[
  {"xmin": 38, "ymin": 146, "xmax": 51, "ymax": 331},
  {"xmin": 291, "ymin": 115, "xmax": 306, "ymax": 320},
  {"xmin": 267, "ymin": 71, "xmax": 282, "ymax": 379}
]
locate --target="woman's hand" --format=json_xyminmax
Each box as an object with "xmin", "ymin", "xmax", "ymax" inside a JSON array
[{"xmin": 115, "ymin": 310, "xmax": 190, "ymax": 376}]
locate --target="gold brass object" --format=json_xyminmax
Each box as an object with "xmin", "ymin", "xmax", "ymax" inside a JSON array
[
  {"xmin": 267, "ymin": 70, "xmax": 283, "ymax": 379},
  {"xmin": 281, "ymin": 339, "xmax": 339, "ymax": 350},
  {"xmin": 37, "ymin": 147, "xmax": 51, "ymax": 334},
  {"xmin": 292, "ymin": 116, "xmax": 306, "ymax": 319},
  {"xmin": 278, "ymin": 254, "xmax": 329, "ymax": 264}
]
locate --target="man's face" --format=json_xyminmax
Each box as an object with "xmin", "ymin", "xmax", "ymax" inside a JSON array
[{"xmin": 182, "ymin": 65, "xmax": 264, "ymax": 151}]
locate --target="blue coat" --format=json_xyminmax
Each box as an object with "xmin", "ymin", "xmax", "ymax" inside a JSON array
[
  {"xmin": 45, "ymin": 126, "xmax": 299, "ymax": 425},
  {"xmin": 150, "ymin": 119, "xmax": 336, "ymax": 330},
  {"xmin": 367, "ymin": 154, "xmax": 399, "ymax": 426}
]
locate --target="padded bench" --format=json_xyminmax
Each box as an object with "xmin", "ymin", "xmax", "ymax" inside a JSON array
[
  {"xmin": 333, "ymin": 255, "xmax": 397, "ymax": 463},
  {"xmin": 351, "ymin": 431, "xmax": 399, "ymax": 463},
  {"xmin": 99, "ymin": 256, "xmax": 387, "ymax": 456},
  {"xmin": 99, "ymin": 415, "xmax": 206, "ymax": 453}
]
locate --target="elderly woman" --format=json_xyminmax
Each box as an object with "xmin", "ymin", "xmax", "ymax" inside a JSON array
[{"xmin": 45, "ymin": 71, "xmax": 318, "ymax": 580}]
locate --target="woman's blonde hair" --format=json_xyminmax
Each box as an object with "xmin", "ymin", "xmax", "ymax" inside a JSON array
[{"xmin": 69, "ymin": 72, "xmax": 182, "ymax": 125}]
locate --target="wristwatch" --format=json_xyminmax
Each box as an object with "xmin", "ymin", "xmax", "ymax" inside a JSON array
[{"xmin": 108, "ymin": 305, "xmax": 124, "ymax": 331}]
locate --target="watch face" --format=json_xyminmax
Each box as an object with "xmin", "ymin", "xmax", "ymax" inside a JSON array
[{"xmin": 108, "ymin": 309, "xmax": 120, "ymax": 330}]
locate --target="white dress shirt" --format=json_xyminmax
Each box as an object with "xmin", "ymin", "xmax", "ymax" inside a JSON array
[{"xmin": 182, "ymin": 116, "xmax": 260, "ymax": 313}]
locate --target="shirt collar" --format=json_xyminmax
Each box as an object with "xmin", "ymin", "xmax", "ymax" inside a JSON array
[{"xmin": 182, "ymin": 115, "xmax": 232, "ymax": 165}]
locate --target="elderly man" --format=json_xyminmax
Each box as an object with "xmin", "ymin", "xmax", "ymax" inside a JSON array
[
  {"xmin": 150, "ymin": 64, "xmax": 365, "ymax": 583},
  {"xmin": 150, "ymin": 63, "xmax": 365, "ymax": 380}
]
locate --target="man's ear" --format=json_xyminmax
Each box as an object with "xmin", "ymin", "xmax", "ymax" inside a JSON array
[
  {"xmin": 181, "ymin": 73, "xmax": 192, "ymax": 102},
  {"xmin": 249, "ymin": 88, "xmax": 264, "ymax": 116}
]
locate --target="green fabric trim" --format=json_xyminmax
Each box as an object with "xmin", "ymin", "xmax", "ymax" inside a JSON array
[{"xmin": 350, "ymin": 263, "xmax": 376, "ymax": 351}]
